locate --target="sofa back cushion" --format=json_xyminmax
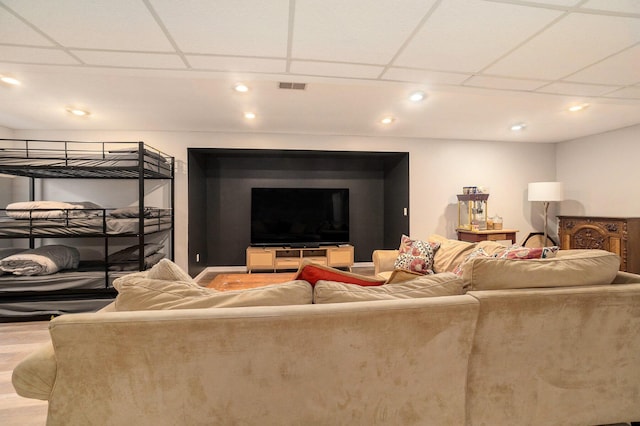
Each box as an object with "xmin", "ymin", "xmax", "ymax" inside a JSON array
[
  {"xmin": 113, "ymin": 274, "xmax": 312, "ymax": 311},
  {"xmin": 462, "ymin": 249, "xmax": 620, "ymax": 290},
  {"xmin": 313, "ymin": 272, "xmax": 464, "ymax": 303}
]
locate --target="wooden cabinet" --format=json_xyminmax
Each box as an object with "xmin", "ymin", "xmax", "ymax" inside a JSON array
[
  {"xmin": 457, "ymin": 229, "xmax": 518, "ymax": 244},
  {"xmin": 246, "ymin": 245, "xmax": 354, "ymax": 273},
  {"xmin": 558, "ymin": 216, "xmax": 640, "ymax": 273}
]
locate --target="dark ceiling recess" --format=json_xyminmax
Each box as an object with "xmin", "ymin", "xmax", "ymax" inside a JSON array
[{"xmin": 278, "ymin": 82, "xmax": 307, "ymax": 90}]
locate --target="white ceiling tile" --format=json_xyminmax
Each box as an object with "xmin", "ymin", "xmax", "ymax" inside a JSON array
[
  {"xmin": 290, "ymin": 61, "xmax": 383, "ymax": 79},
  {"xmin": 395, "ymin": 0, "xmax": 562, "ymax": 72},
  {"xmin": 486, "ymin": 13, "xmax": 640, "ymax": 80},
  {"xmin": 581, "ymin": 0, "xmax": 640, "ymax": 14},
  {"xmin": 72, "ymin": 50, "xmax": 186, "ymax": 69},
  {"xmin": 603, "ymin": 86, "xmax": 640, "ymax": 99},
  {"xmin": 149, "ymin": 0, "xmax": 289, "ymax": 57},
  {"xmin": 0, "ymin": 1, "xmax": 638, "ymax": 142},
  {"xmin": 524, "ymin": 0, "xmax": 581, "ymax": 5},
  {"xmin": 0, "ymin": 45, "xmax": 79, "ymax": 65},
  {"xmin": 292, "ymin": 0, "xmax": 437, "ymax": 64},
  {"xmin": 186, "ymin": 56, "xmax": 286, "ymax": 73},
  {"xmin": 2, "ymin": 0, "xmax": 173, "ymax": 51},
  {"xmin": 0, "ymin": 7, "xmax": 54, "ymax": 46},
  {"xmin": 565, "ymin": 44, "xmax": 640, "ymax": 86},
  {"xmin": 464, "ymin": 76, "xmax": 548, "ymax": 91},
  {"xmin": 382, "ymin": 68, "xmax": 469, "ymax": 85},
  {"xmin": 537, "ymin": 81, "xmax": 619, "ymax": 96}
]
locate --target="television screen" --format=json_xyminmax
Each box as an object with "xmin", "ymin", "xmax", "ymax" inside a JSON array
[{"xmin": 251, "ymin": 188, "xmax": 349, "ymax": 247}]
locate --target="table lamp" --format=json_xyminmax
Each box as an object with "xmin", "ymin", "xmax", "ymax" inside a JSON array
[{"xmin": 528, "ymin": 182, "xmax": 564, "ymax": 246}]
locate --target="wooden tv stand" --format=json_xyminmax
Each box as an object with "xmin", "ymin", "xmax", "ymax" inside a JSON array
[{"xmin": 246, "ymin": 245, "xmax": 354, "ymax": 273}]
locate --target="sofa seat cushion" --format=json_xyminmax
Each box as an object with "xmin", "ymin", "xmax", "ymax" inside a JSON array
[
  {"xmin": 462, "ymin": 249, "xmax": 620, "ymax": 290},
  {"xmin": 313, "ymin": 272, "xmax": 464, "ymax": 303},
  {"xmin": 295, "ymin": 260, "xmax": 384, "ymax": 287},
  {"xmin": 113, "ymin": 274, "xmax": 312, "ymax": 311}
]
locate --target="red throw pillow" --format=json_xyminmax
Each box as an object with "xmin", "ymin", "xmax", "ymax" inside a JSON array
[{"xmin": 295, "ymin": 260, "xmax": 385, "ymax": 287}]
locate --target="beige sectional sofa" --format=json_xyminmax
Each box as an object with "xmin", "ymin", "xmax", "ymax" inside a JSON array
[{"xmin": 12, "ymin": 240, "xmax": 640, "ymax": 426}]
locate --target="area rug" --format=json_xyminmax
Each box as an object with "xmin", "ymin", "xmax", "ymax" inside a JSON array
[{"xmin": 207, "ymin": 272, "xmax": 296, "ymax": 291}]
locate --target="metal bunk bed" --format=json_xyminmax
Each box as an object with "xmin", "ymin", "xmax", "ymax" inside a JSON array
[{"xmin": 0, "ymin": 139, "xmax": 175, "ymax": 320}]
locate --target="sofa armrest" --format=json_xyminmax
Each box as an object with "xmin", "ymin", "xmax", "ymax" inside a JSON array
[
  {"xmin": 372, "ymin": 250, "xmax": 399, "ymax": 277},
  {"xmin": 12, "ymin": 341, "xmax": 56, "ymax": 401},
  {"xmin": 612, "ymin": 271, "xmax": 640, "ymax": 284}
]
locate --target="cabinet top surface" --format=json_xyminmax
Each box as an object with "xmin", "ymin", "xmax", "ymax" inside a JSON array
[
  {"xmin": 558, "ymin": 216, "xmax": 640, "ymax": 220},
  {"xmin": 456, "ymin": 228, "xmax": 518, "ymax": 234},
  {"xmin": 457, "ymin": 194, "xmax": 489, "ymax": 201},
  {"xmin": 248, "ymin": 244, "xmax": 352, "ymax": 250}
]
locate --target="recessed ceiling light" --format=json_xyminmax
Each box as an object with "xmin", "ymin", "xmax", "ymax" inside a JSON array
[
  {"xmin": 409, "ymin": 91, "xmax": 426, "ymax": 102},
  {"xmin": 66, "ymin": 107, "xmax": 90, "ymax": 117},
  {"xmin": 244, "ymin": 112, "xmax": 256, "ymax": 120},
  {"xmin": 234, "ymin": 83, "xmax": 249, "ymax": 93},
  {"xmin": 568, "ymin": 103, "xmax": 589, "ymax": 112},
  {"xmin": 380, "ymin": 116, "xmax": 395, "ymax": 125},
  {"xmin": 510, "ymin": 123, "xmax": 526, "ymax": 131},
  {"xmin": 0, "ymin": 75, "xmax": 21, "ymax": 86}
]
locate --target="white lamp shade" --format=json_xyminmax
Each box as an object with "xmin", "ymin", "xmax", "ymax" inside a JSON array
[{"xmin": 528, "ymin": 182, "xmax": 564, "ymax": 202}]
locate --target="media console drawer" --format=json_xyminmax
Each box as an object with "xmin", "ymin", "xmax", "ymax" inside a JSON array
[
  {"xmin": 327, "ymin": 247, "xmax": 354, "ymax": 267},
  {"xmin": 246, "ymin": 245, "xmax": 354, "ymax": 273}
]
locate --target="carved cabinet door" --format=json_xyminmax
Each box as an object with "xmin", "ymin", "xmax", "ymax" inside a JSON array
[{"xmin": 559, "ymin": 216, "xmax": 625, "ymax": 270}]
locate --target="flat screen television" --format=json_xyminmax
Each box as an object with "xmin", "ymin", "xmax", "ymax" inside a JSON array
[{"xmin": 251, "ymin": 188, "xmax": 349, "ymax": 247}]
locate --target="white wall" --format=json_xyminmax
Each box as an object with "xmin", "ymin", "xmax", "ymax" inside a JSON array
[
  {"xmin": 12, "ymin": 129, "xmax": 556, "ymax": 268},
  {"xmin": 0, "ymin": 125, "xmax": 13, "ymax": 138},
  {"xmin": 556, "ymin": 124, "xmax": 640, "ymax": 217}
]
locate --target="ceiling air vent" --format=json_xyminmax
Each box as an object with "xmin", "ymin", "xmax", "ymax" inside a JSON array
[{"xmin": 278, "ymin": 82, "xmax": 307, "ymax": 90}]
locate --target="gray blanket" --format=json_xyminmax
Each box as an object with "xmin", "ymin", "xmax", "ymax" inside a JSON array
[{"xmin": 0, "ymin": 245, "xmax": 80, "ymax": 276}]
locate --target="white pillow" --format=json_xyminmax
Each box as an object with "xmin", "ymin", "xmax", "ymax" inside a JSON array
[{"xmin": 146, "ymin": 258, "xmax": 194, "ymax": 283}]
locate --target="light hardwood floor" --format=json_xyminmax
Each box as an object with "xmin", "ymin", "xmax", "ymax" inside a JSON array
[{"xmin": 0, "ymin": 321, "xmax": 50, "ymax": 426}]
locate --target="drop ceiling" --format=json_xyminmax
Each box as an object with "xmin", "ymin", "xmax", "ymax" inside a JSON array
[{"xmin": 0, "ymin": 0, "xmax": 639, "ymax": 143}]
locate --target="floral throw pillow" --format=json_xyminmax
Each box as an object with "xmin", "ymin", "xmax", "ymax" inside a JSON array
[
  {"xmin": 453, "ymin": 247, "xmax": 492, "ymax": 276},
  {"xmin": 393, "ymin": 235, "xmax": 440, "ymax": 275},
  {"xmin": 497, "ymin": 245, "xmax": 559, "ymax": 260}
]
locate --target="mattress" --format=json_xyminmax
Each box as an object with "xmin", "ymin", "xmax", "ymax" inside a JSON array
[
  {"xmin": 0, "ymin": 297, "xmax": 114, "ymax": 320},
  {"xmin": 0, "ymin": 149, "xmax": 172, "ymax": 178},
  {"xmin": 0, "ymin": 269, "xmax": 126, "ymax": 293},
  {"xmin": 0, "ymin": 216, "xmax": 172, "ymax": 237}
]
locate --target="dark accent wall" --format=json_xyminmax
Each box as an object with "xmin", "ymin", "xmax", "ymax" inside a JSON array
[
  {"xmin": 188, "ymin": 148, "xmax": 409, "ymax": 276},
  {"xmin": 383, "ymin": 154, "xmax": 410, "ymax": 248},
  {"xmin": 187, "ymin": 151, "xmax": 209, "ymax": 276}
]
